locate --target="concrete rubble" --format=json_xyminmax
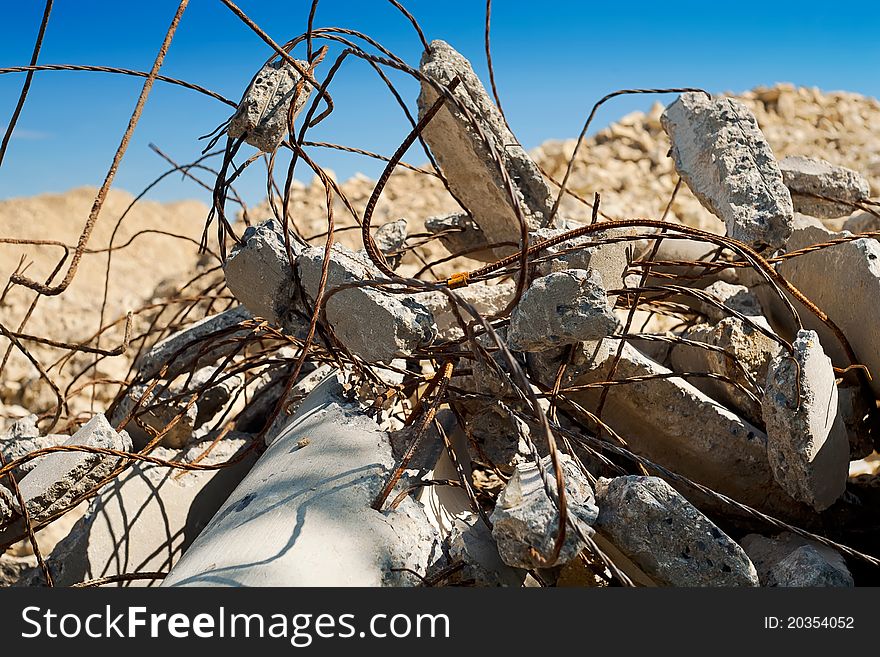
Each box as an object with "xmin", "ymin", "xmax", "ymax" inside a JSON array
[
  {"xmin": 779, "ymin": 155, "xmax": 871, "ymax": 218},
  {"xmin": 424, "ymin": 213, "xmax": 495, "ymax": 260},
  {"xmin": 740, "ymin": 532, "xmax": 853, "ymax": 587},
  {"xmin": 297, "ymin": 244, "xmax": 437, "ymax": 362},
  {"xmin": 661, "ymin": 92, "xmax": 794, "ymax": 250},
  {"xmin": 110, "ymin": 383, "xmax": 197, "ymax": 449},
  {"xmin": 596, "ymin": 476, "xmax": 759, "ymax": 586},
  {"xmin": 227, "ymin": 58, "xmax": 313, "ymax": 153},
  {"xmin": 762, "ymin": 330, "xmax": 849, "ymax": 511},
  {"xmin": 418, "ymin": 40, "xmax": 554, "ymax": 248},
  {"xmin": 491, "ymin": 454, "xmax": 599, "ymax": 569},
  {"xmin": 507, "ymin": 269, "xmax": 618, "ymax": 352}
]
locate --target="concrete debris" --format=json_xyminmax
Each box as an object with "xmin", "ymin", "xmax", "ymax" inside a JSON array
[
  {"xmin": 491, "ymin": 454, "xmax": 598, "ymax": 569},
  {"xmin": 842, "ymin": 211, "xmax": 880, "ymax": 235},
  {"xmin": 297, "ymin": 244, "xmax": 437, "ymax": 362},
  {"xmin": 183, "ymin": 366, "xmax": 245, "ymax": 429},
  {"xmin": 227, "ymin": 58, "xmax": 313, "ymax": 153},
  {"xmin": 419, "ymin": 281, "xmax": 515, "ymax": 340},
  {"xmin": 1, "ymin": 415, "xmax": 68, "ymax": 477},
  {"xmin": 14, "ymin": 435, "xmax": 255, "ymax": 587},
  {"xmin": 0, "ymin": 415, "xmax": 131, "ymax": 548},
  {"xmin": 740, "ymin": 532, "xmax": 853, "ymax": 587},
  {"xmin": 418, "ymin": 40, "xmax": 553, "ymax": 247},
  {"xmin": 162, "ymin": 375, "xmax": 441, "ymax": 586},
  {"xmin": 110, "ymin": 383, "xmax": 197, "ymax": 450},
  {"xmin": 135, "ymin": 306, "xmax": 253, "ymax": 381},
  {"xmin": 507, "ymin": 269, "xmax": 617, "ymax": 352},
  {"xmin": 671, "ymin": 317, "xmax": 781, "ymax": 424},
  {"xmin": 596, "ymin": 476, "xmax": 759, "ymax": 586},
  {"xmin": 762, "ymin": 330, "xmax": 849, "ymax": 511},
  {"xmin": 528, "ymin": 339, "xmax": 806, "ymax": 518},
  {"xmin": 698, "ymin": 281, "xmax": 766, "ymax": 323},
  {"xmin": 430, "ymin": 513, "xmax": 526, "ymax": 587},
  {"xmin": 373, "ymin": 218, "xmax": 408, "ymax": 269},
  {"xmin": 836, "ymin": 383, "xmax": 876, "ymax": 460},
  {"xmin": 424, "ymin": 213, "xmax": 495, "ymax": 260},
  {"xmin": 223, "ymin": 219, "xmax": 309, "ymax": 334},
  {"xmin": 779, "ymin": 156, "xmax": 871, "ymax": 218},
  {"xmin": 529, "ymin": 225, "xmax": 638, "ymax": 305},
  {"xmin": 662, "ymin": 92, "xmax": 794, "ymax": 250}
]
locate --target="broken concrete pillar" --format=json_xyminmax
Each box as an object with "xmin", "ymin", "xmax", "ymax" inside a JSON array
[
  {"xmin": 110, "ymin": 383, "xmax": 197, "ymax": 450},
  {"xmin": 135, "ymin": 306, "xmax": 253, "ymax": 381},
  {"xmin": 740, "ymin": 532, "xmax": 853, "ymax": 587},
  {"xmin": 418, "ymin": 40, "xmax": 553, "ymax": 247},
  {"xmin": 528, "ymin": 339, "xmax": 810, "ymax": 519},
  {"xmin": 223, "ymin": 219, "xmax": 309, "ymax": 335},
  {"xmin": 297, "ymin": 244, "xmax": 437, "ymax": 363},
  {"xmin": 424, "ymin": 213, "xmax": 496, "ymax": 261},
  {"xmin": 595, "ymin": 476, "xmax": 759, "ymax": 586},
  {"xmin": 162, "ymin": 375, "xmax": 441, "ymax": 586},
  {"xmin": 661, "ymin": 93, "xmax": 794, "ymax": 250},
  {"xmin": 507, "ymin": 269, "xmax": 617, "ymax": 352},
  {"xmin": 762, "ymin": 330, "xmax": 849, "ymax": 512},
  {"xmin": 671, "ymin": 317, "xmax": 781, "ymax": 424},
  {"xmin": 227, "ymin": 58, "xmax": 313, "ymax": 153},
  {"xmin": 779, "ymin": 156, "xmax": 871, "ymax": 219},
  {"xmin": 490, "ymin": 454, "xmax": 598, "ymax": 569},
  {"xmin": 14, "ymin": 436, "xmax": 255, "ymax": 587},
  {"xmin": 0, "ymin": 415, "xmax": 131, "ymax": 548}
]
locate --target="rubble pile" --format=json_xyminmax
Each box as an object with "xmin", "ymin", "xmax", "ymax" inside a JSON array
[{"xmin": 3, "ymin": 35, "xmax": 880, "ymax": 589}]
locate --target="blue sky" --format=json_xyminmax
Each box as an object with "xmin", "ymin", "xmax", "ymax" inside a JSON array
[{"xmin": 1, "ymin": 0, "xmax": 879, "ymax": 206}]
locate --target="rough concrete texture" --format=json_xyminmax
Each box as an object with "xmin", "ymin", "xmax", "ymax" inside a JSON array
[
  {"xmin": 110, "ymin": 383, "xmax": 197, "ymax": 450},
  {"xmin": 163, "ymin": 375, "xmax": 441, "ymax": 586},
  {"xmin": 762, "ymin": 330, "xmax": 849, "ymax": 511},
  {"xmin": 424, "ymin": 213, "xmax": 496, "ymax": 261},
  {"xmin": 779, "ymin": 156, "xmax": 871, "ymax": 218},
  {"xmin": 183, "ymin": 366, "xmax": 245, "ymax": 429},
  {"xmin": 454, "ymin": 400, "xmax": 545, "ymax": 469},
  {"xmin": 373, "ymin": 218, "xmax": 408, "ymax": 263},
  {"xmin": 135, "ymin": 306, "xmax": 253, "ymax": 381},
  {"xmin": 843, "ymin": 211, "xmax": 880, "ymax": 235},
  {"xmin": 297, "ymin": 244, "xmax": 436, "ymax": 363},
  {"xmin": 14, "ymin": 436, "xmax": 255, "ymax": 587},
  {"xmin": 419, "ymin": 281, "xmax": 515, "ymax": 340},
  {"xmin": 1, "ymin": 415, "xmax": 68, "ymax": 477},
  {"xmin": 227, "ymin": 58, "xmax": 313, "ymax": 153},
  {"xmin": 418, "ymin": 40, "xmax": 553, "ymax": 246},
  {"xmin": 530, "ymin": 225, "xmax": 637, "ymax": 305},
  {"xmin": 740, "ymin": 532, "xmax": 853, "ymax": 587},
  {"xmin": 223, "ymin": 219, "xmax": 307, "ymax": 333},
  {"xmin": 596, "ymin": 476, "xmax": 759, "ymax": 587},
  {"xmin": 0, "ymin": 415, "xmax": 131, "ymax": 548},
  {"xmin": 698, "ymin": 281, "xmax": 766, "ymax": 323},
  {"xmin": 528, "ymin": 339, "xmax": 809, "ymax": 519},
  {"xmin": 430, "ymin": 513, "xmax": 526, "ymax": 587},
  {"xmin": 662, "ymin": 93, "xmax": 794, "ymax": 250},
  {"xmin": 507, "ymin": 269, "xmax": 617, "ymax": 352},
  {"xmin": 671, "ymin": 317, "xmax": 781, "ymax": 424},
  {"xmin": 836, "ymin": 383, "xmax": 876, "ymax": 460},
  {"xmin": 490, "ymin": 454, "xmax": 598, "ymax": 569}
]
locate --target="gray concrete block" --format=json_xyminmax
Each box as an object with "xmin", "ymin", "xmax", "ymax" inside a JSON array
[{"xmin": 779, "ymin": 156, "xmax": 871, "ymax": 219}]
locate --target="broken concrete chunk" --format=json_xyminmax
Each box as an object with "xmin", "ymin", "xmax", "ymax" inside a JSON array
[
  {"xmin": 431, "ymin": 513, "xmax": 526, "ymax": 587},
  {"xmin": 1, "ymin": 415, "xmax": 68, "ymax": 477},
  {"xmin": 424, "ymin": 213, "xmax": 496, "ymax": 260},
  {"xmin": 530, "ymin": 225, "xmax": 637, "ymax": 305},
  {"xmin": 163, "ymin": 375, "xmax": 441, "ymax": 586},
  {"xmin": 418, "ymin": 40, "xmax": 553, "ymax": 247},
  {"xmin": 596, "ymin": 476, "xmax": 759, "ymax": 587},
  {"xmin": 373, "ymin": 218, "xmax": 408, "ymax": 267},
  {"xmin": 490, "ymin": 454, "xmax": 598, "ymax": 569},
  {"xmin": 418, "ymin": 281, "xmax": 515, "ymax": 341},
  {"xmin": 110, "ymin": 383, "xmax": 197, "ymax": 450},
  {"xmin": 507, "ymin": 269, "xmax": 617, "ymax": 352},
  {"xmin": 740, "ymin": 532, "xmax": 853, "ymax": 587},
  {"xmin": 836, "ymin": 383, "xmax": 875, "ymax": 460},
  {"xmin": 671, "ymin": 317, "xmax": 781, "ymax": 424},
  {"xmin": 223, "ymin": 219, "xmax": 307, "ymax": 333},
  {"xmin": 135, "ymin": 306, "xmax": 253, "ymax": 381},
  {"xmin": 14, "ymin": 436, "xmax": 255, "ymax": 587},
  {"xmin": 779, "ymin": 156, "xmax": 871, "ymax": 219},
  {"xmin": 843, "ymin": 211, "xmax": 880, "ymax": 235},
  {"xmin": 0, "ymin": 415, "xmax": 131, "ymax": 548},
  {"xmin": 661, "ymin": 93, "xmax": 793, "ymax": 250},
  {"xmin": 699, "ymin": 281, "xmax": 766, "ymax": 323},
  {"xmin": 762, "ymin": 330, "xmax": 849, "ymax": 511},
  {"xmin": 227, "ymin": 58, "xmax": 313, "ymax": 153},
  {"xmin": 297, "ymin": 244, "xmax": 437, "ymax": 362},
  {"xmin": 183, "ymin": 366, "xmax": 245, "ymax": 429}
]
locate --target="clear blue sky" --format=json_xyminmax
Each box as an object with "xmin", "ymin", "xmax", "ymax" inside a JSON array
[{"xmin": 1, "ymin": 0, "xmax": 879, "ymax": 207}]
